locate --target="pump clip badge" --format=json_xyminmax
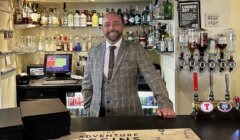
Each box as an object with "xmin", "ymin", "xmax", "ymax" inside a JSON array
[
  {"xmin": 217, "ymin": 101, "xmax": 232, "ymax": 112},
  {"xmin": 200, "ymin": 102, "xmax": 214, "ymax": 113}
]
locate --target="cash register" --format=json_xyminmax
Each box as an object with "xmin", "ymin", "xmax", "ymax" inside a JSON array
[{"xmin": 42, "ymin": 54, "xmax": 78, "ymax": 85}]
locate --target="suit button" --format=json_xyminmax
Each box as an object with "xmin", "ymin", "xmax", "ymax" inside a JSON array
[
  {"xmin": 107, "ymin": 109, "xmax": 110, "ymax": 113},
  {"xmin": 107, "ymin": 101, "xmax": 110, "ymax": 103}
]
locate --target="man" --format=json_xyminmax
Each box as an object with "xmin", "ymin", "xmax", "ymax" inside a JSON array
[{"xmin": 82, "ymin": 12, "xmax": 175, "ymax": 118}]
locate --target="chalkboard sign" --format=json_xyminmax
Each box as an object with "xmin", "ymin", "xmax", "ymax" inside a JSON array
[{"xmin": 178, "ymin": 1, "xmax": 201, "ymax": 29}]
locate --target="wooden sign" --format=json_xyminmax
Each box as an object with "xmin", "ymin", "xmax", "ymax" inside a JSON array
[
  {"xmin": 59, "ymin": 128, "xmax": 200, "ymax": 140},
  {"xmin": 178, "ymin": 1, "xmax": 201, "ymax": 29}
]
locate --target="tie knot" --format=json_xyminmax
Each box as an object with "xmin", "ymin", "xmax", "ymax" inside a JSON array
[{"xmin": 109, "ymin": 46, "xmax": 116, "ymax": 51}]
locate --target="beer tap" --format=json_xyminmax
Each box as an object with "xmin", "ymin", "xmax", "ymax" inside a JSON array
[
  {"xmin": 209, "ymin": 72, "xmax": 214, "ymax": 101},
  {"xmin": 178, "ymin": 51, "xmax": 186, "ymax": 70},
  {"xmin": 193, "ymin": 72, "xmax": 199, "ymax": 102},
  {"xmin": 225, "ymin": 74, "xmax": 230, "ymax": 101},
  {"xmin": 228, "ymin": 55, "xmax": 236, "ymax": 72}
]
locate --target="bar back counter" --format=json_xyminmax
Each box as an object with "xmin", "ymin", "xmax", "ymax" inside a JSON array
[{"xmin": 69, "ymin": 115, "xmax": 240, "ymax": 140}]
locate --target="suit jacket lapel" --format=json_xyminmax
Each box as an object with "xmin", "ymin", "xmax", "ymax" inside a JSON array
[
  {"xmin": 98, "ymin": 42, "xmax": 106, "ymax": 84},
  {"xmin": 111, "ymin": 40, "xmax": 127, "ymax": 81}
]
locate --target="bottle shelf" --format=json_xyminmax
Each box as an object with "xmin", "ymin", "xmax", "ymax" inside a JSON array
[
  {"xmin": 15, "ymin": 50, "xmax": 89, "ymax": 55},
  {"xmin": 29, "ymin": 0, "xmax": 151, "ymax": 3},
  {"xmin": 0, "ymin": 67, "xmax": 16, "ymax": 75},
  {"xmin": 14, "ymin": 24, "xmax": 39, "ymax": 30},
  {"xmin": 0, "ymin": 51, "xmax": 16, "ymax": 55}
]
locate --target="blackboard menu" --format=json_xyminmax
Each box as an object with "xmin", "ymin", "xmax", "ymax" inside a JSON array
[{"xmin": 178, "ymin": 1, "xmax": 201, "ymax": 29}]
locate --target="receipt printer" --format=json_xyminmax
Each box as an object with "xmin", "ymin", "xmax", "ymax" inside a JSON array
[{"xmin": 16, "ymin": 73, "xmax": 30, "ymax": 85}]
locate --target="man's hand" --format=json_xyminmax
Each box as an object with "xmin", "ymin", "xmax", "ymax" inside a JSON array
[{"xmin": 156, "ymin": 108, "xmax": 176, "ymax": 118}]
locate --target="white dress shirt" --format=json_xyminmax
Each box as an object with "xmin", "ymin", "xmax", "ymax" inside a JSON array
[{"xmin": 104, "ymin": 37, "xmax": 122, "ymax": 78}]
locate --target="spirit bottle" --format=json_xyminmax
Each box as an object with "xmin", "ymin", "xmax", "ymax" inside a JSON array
[
  {"xmin": 80, "ymin": 10, "xmax": 87, "ymax": 27},
  {"xmin": 74, "ymin": 10, "xmax": 80, "ymax": 27},
  {"xmin": 92, "ymin": 10, "xmax": 99, "ymax": 27}
]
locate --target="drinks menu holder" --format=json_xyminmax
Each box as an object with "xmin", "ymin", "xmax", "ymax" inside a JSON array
[{"xmin": 191, "ymin": 72, "xmax": 240, "ymax": 119}]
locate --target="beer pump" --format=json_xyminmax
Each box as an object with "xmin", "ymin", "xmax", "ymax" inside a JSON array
[{"xmin": 192, "ymin": 73, "xmax": 240, "ymax": 119}]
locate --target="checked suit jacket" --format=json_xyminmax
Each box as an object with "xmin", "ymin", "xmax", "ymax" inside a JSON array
[{"xmin": 81, "ymin": 39, "xmax": 173, "ymax": 117}]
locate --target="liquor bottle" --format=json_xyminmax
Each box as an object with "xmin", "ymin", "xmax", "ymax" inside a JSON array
[
  {"xmin": 67, "ymin": 10, "xmax": 74, "ymax": 27},
  {"xmin": 98, "ymin": 12, "xmax": 103, "ymax": 26},
  {"xmin": 167, "ymin": 34, "xmax": 174, "ymax": 52},
  {"xmin": 153, "ymin": 0, "xmax": 164, "ymax": 20},
  {"xmin": 117, "ymin": 8, "xmax": 122, "ymax": 21},
  {"xmin": 81, "ymin": 36, "xmax": 87, "ymax": 52},
  {"xmin": 127, "ymin": 31, "xmax": 134, "ymax": 42},
  {"xmin": 14, "ymin": 0, "xmax": 23, "ymax": 24},
  {"xmin": 160, "ymin": 35, "xmax": 166, "ymax": 52},
  {"xmin": 86, "ymin": 10, "xmax": 92, "ymax": 27},
  {"xmin": 111, "ymin": 8, "xmax": 115, "ymax": 13},
  {"xmin": 87, "ymin": 35, "xmax": 92, "ymax": 50},
  {"xmin": 56, "ymin": 35, "xmax": 62, "ymax": 51},
  {"xmin": 92, "ymin": 10, "xmax": 99, "ymax": 27},
  {"xmin": 63, "ymin": 35, "xmax": 68, "ymax": 51},
  {"xmin": 139, "ymin": 31, "xmax": 147, "ymax": 48},
  {"xmin": 61, "ymin": 3, "xmax": 68, "ymax": 27},
  {"xmin": 147, "ymin": 27, "xmax": 154, "ymax": 49},
  {"xmin": 142, "ymin": 7, "xmax": 148, "ymax": 25},
  {"xmin": 53, "ymin": 8, "xmax": 60, "ymax": 26},
  {"xmin": 27, "ymin": 2, "xmax": 33, "ymax": 24},
  {"xmin": 40, "ymin": 7, "xmax": 48, "ymax": 26},
  {"xmin": 80, "ymin": 10, "xmax": 87, "ymax": 27},
  {"xmin": 74, "ymin": 10, "xmax": 80, "ymax": 27},
  {"xmin": 106, "ymin": 8, "xmax": 109, "ymax": 13},
  {"xmin": 133, "ymin": 31, "xmax": 140, "ymax": 43},
  {"xmin": 38, "ymin": 36, "xmax": 45, "ymax": 51},
  {"xmin": 122, "ymin": 8, "xmax": 129, "ymax": 25},
  {"xmin": 164, "ymin": 0, "xmax": 173, "ymax": 20},
  {"xmin": 68, "ymin": 35, "xmax": 74, "ymax": 51},
  {"xmin": 147, "ymin": 4, "xmax": 153, "ymax": 22},
  {"xmin": 128, "ymin": 5, "xmax": 135, "ymax": 26},
  {"xmin": 134, "ymin": 6, "xmax": 141, "ymax": 25},
  {"xmin": 48, "ymin": 8, "xmax": 54, "ymax": 25},
  {"xmin": 31, "ymin": 3, "xmax": 39, "ymax": 25},
  {"xmin": 22, "ymin": 0, "xmax": 29, "ymax": 24}
]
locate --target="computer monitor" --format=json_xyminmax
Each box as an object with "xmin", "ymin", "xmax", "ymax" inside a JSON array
[{"xmin": 44, "ymin": 54, "xmax": 72, "ymax": 78}]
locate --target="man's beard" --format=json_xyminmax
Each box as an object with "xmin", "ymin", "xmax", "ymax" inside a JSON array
[{"xmin": 105, "ymin": 30, "xmax": 122, "ymax": 42}]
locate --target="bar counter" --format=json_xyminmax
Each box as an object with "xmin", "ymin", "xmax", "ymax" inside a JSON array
[{"xmin": 68, "ymin": 115, "xmax": 240, "ymax": 140}]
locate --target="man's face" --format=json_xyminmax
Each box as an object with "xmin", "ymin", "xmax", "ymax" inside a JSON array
[{"xmin": 102, "ymin": 13, "xmax": 123, "ymax": 44}]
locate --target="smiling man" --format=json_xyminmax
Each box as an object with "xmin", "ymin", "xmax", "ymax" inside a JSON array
[{"xmin": 82, "ymin": 12, "xmax": 175, "ymax": 118}]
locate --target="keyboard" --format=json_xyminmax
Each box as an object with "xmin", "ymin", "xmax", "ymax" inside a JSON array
[{"xmin": 42, "ymin": 80, "xmax": 78, "ymax": 85}]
